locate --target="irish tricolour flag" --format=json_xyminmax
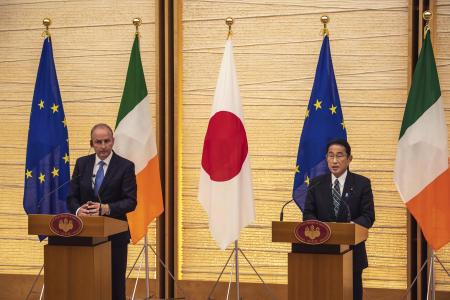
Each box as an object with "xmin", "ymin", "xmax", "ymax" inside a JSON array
[
  {"xmin": 198, "ymin": 38, "xmax": 255, "ymax": 250},
  {"xmin": 394, "ymin": 30, "xmax": 450, "ymax": 251},
  {"xmin": 113, "ymin": 35, "xmax": 164, "ymax": 244}
]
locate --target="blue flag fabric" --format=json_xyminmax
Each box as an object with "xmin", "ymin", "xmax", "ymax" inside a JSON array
[
  {"xmin": 23, "ymin": 37, "xmax": 70, "ymax": 223},
  {"xmin": 292, "ymin": 35, "xmax": 347, "ymax": 211}
]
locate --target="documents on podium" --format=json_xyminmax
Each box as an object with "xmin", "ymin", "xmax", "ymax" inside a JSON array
[
  {"xmin": 28, "ymin": 214, "xmax": 128, "ymax": 300},
  {"xmin": 272, "ymin": 221, "xmax": 368, "ymax": 300}
]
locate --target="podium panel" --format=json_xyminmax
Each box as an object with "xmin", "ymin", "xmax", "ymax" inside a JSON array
[
  {"xmin": 272, "ymin": 221, "xmax": 368, "ymax": 300},
  {"xmin": 288, "ymin": 251, "xmax": 352, "ymax": 300},
  {"xmin": 44, "ymin": 241, "xmax": 111, "ymax": 300},
  {"xmin": 28, "ymin": 215, "xmax": 128, "ymax": 300}
]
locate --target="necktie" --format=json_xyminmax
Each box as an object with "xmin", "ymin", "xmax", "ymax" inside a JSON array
[
  {"xmin": 332, "ymin": 178, "xmax": 341, "ymax": 217},
  {"xmin": 94, "ymin": 161, "xmax": 105, "ymax": 197}
]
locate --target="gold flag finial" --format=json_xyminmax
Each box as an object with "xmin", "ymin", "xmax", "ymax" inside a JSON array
[
  {"xmin": 133, "ymin": 17, "xmax": 142, "ymax": 36},
  {"xmin": 42, "ymin": 17, "xmax": 51, "ymax": 39},
  {"xmin": 226, "ymin": 17, "xmax": 233, "ymax": 40},
  {"xmin": 423, "ymin": 10, "xmax": 433, "ymax": 38},
  {"xmin": 320, "ymin": 15, "xmax": 330, "ymax": 38}
]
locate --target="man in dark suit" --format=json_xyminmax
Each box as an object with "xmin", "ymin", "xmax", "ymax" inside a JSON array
[
  {"xmin": 303, "ymin": 138, "xmax": 375, "ymax": 300},
  {"xmin": 66, "ymin": 123, "xmax": 137, "ymax": 300}
]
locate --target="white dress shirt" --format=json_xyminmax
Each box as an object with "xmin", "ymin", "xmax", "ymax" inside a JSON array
[
  {"xmin": 331, "ymin": 170, "xmax": 347, "ymax": 195},
  {"xmin": 92, "ymin": 152, "xmax": 113, "ymax": 189},
  {"xmin": 75, "ymin": 152, "xmax": 113, "ymax": 216},
  {"xmin": 332, "ymin": 170, "xmax": 353, "ymax": 222}
]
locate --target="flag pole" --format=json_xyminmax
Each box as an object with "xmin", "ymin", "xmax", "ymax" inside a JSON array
[
  {"xmin": 225, "ymin": 17, "xmax": 240, "ymax": 300},
  {"xmin": 226, "ymin": 17, "xmax": 233, "ymax": 40},
  {"xmin": 42, "ymin": 17, "xmax": 51, "ymax": 39},
  {"xmin": 235, "ymin": 241, "xmax": 239, "ymax": 300},
  {"xmin": 144, "ymin": 235, "xmax": 149, "ymax": 299},
  {"xmin": 25, "ymin": 17, "xmax": 52, "ymax": 299},
  {"xmin": 320, "ymin": 15, "xmax": 329, "ymax": 37},
  {"xmin": 421, "ymin": 11, "xmax": 436, "ymax": 300},
  {"xmin": 423, "ymin": 10, "xmax": 432, "ymax": 39},
  {"xmin": 132, "ymin": 16, "xmax": 150, "ymax": 300},
  {"xmin": 205, "ymin": 17, "xmax": 275, "ymax": 300}
]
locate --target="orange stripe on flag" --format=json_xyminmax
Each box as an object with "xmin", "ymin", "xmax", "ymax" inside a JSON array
[
  {"xmin": 406, "ymin": 168, "xmax": 450, "ymax": 250},
  {"xmin": 126, "ymin": 155, "xmax": 164, "ymax": 244}
]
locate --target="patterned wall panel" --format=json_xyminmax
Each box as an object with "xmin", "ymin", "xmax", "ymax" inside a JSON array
[
  {"xmin": 180, "ymin": 0, "xmax": 410, "ymax": 289},
  {"xmin": 0, "ymin": 0, "xmax": 158, "ymax": 278}
]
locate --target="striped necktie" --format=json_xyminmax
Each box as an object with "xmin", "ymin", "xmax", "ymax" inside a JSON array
[{"xmin": 332, "ymin": 178, "xmax": 341, "ymax": 217}]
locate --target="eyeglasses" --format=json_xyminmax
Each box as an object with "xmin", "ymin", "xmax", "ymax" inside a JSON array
[{"xmin": 326, "ymin": 154, "xmax": 347, "ymax": 161}]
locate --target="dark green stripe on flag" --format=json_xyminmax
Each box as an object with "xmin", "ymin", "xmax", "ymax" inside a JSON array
[
  {"xmin": 399, "ymin": 30, "xmax": 441, "ymax": 139},
  {"xmin": 115, "ymin": 35, "xmax": 148, "ymax": 127}
]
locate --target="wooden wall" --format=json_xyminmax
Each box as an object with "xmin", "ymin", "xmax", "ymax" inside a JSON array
[
  {"xmin": 1, "ymin": 0, "xmax": 450, "ymax": 298},
  {"xmin": 178, "ymin": 0, "xmax": 448, "ymax": 292},
  {"xmin": 0, "ymin": 0, "xmax": 158, "ymax": 278}
]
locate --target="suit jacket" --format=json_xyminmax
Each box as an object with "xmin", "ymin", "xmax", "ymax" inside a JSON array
[
  {"xmin": 303, "ymin": 171, "xmax": 375, "ymax": 270},
  {"xmin": 66, "ymin": 152, "xmax": 137, "ymax": 243}
]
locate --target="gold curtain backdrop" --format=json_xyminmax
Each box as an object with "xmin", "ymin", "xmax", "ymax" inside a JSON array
[
  {"xmin": 0, "ymin": 0, "xmax": 449, "ymax": 294},
  {"xmin": 0, "ymin": 0, "xmax": 158, "ymax": 278},
  {"xmin": 180, "ymin": 0, "xmax": 444, "ymax": 291}
]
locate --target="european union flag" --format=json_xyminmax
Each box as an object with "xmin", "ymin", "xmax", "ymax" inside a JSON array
[
  {"xmin": 23, "ymin": 37, "xmax": 70, "ymax": 224},
  {"xmin": 292, "ymin": 35, "xmax": 347, "ymax": 211}
]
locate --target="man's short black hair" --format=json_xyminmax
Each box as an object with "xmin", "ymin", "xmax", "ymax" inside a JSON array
[{"xmin": 326, "ymin": 138, "xmax": 351, "ymax": 156}]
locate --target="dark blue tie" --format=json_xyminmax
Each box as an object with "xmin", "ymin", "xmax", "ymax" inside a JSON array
[{"xmin": 94, "ymin": 161, "xmax": 105, "ymax": 197}]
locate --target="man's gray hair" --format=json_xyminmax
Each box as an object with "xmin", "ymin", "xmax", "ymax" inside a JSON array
[{"xmin": 90, "ymin": 123, "xmax": 113, "ymax": 139}]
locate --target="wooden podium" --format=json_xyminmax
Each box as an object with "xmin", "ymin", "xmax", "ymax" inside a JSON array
[
  {"xmin": 28, "ymin": 214, "xmax": 128, "ymax": 300},
  {"xmin": 272, "ymin": 221, "xmax": 368, "ymax": 300}
]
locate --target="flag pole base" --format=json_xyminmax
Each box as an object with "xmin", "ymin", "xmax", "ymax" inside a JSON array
[
  {"xmin": 25, "ymin": 264, "xmax": 44, "ymax": 300},
  {"xmin": 207, "ymin": 241, "xmax": 277, "ymax": 300},
  {"xmin": 126, "ymin": 242, "xmax": 189, "ymax": 300},
  {"xmin": 399, "ymin": 249, "xmax": 450, "ymax": 300}
]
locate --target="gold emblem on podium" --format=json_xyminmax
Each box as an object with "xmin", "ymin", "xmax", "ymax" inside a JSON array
[
  {"xmin": 49, "ymin": 214, "xmax": 83, "ymax": 237},
  {"xmin": 304, "ymin": 224, "xmax": 321, "ymax": 240},
  {"xmin": 58, "ymin": 218, "xmax": 73, "ymax": 232},
  {"xmin": 295, "ymin": 220, "xmax": 331, "ymax": 245}
]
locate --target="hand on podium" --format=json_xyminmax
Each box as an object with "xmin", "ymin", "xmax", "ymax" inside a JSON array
[{"xmin": 77, "ymin": 201, "xmax": 110, "ymax": 216}]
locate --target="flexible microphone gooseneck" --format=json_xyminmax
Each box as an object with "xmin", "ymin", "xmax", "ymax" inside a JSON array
[
  {"xmin": 333, "ymin": 182, "xmax": 352, "ymax": 222},
  {"xmin": 98, "ymin": 192, "xmax": 102, "ymax": 216},
  {"xmin": 280, "ymin": 180, "xmax": 322, "ymax": 221},
  {"xmin": 36, "ymin": 174, "xmax": 79, "ymax": 214},
  {"xmin": 279, "ymin": 199, "xmax": 294, "ymax": 221},
  {"xmin": 341, "ymin": 187, "xmax": 353, "ymax": 222}
]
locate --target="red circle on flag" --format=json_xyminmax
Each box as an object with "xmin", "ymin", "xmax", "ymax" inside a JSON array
[{"xmin": 201, "ymin": 111, "xmax": 248, "ymax": 182}]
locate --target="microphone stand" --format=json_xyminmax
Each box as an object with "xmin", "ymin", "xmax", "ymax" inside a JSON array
[
  {"xmin": 280, "ymin": 179, "xmax": 323, "ymax": 222},
  {"xmin": 279, "ymin": 199, "xmax": 294, "ymax": 221},
  {"xmin": 36, "ymin": 176, "xmax": 76, "ymax": 214},
  {"xmin": 97, "ymin": 193, "xmax": 102, "ymax": 216},
  {"xmin": 340, "ymin": 190, "xmax": 352, "ymax": 222}
]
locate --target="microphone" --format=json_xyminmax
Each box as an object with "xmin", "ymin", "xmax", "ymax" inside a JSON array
[
  {"xmin": 336, "ymin": 186, "xmax": 352, "ymax": 222},
  {"xmin": 341, "ymin": 187, "xmax": 353, "ymax": 222},
  {"xmin": 98, "ymin": 191, "xmax": 102, "ymax": 216},
  {"xmin": 36, "ymin": 174, "xmax": 79, "ymax": 214},
  {"xmin": 280, "ymin": 180, "xmax": 321, "ymax": 221},
  {"xmin": 279, "ymin": 199, "xmax": 294, "ymax": 221}
]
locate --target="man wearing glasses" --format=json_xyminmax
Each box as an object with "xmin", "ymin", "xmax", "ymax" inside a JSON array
[{"xmin": 303, "ymin": 138, "xmax": 375, "ymax": 300}]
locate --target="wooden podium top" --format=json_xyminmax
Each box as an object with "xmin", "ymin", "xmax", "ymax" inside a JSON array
[
  {"xmin": 272, "ymin": 221, "xmax": 368, "ymax": 245},
  {"xmin": 28, "ymin": 214, "xmax": 128, "ymax": 237}
]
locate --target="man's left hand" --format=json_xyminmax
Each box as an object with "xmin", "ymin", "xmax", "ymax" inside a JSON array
[{"xmin": 86, "ymin": 201, "xmax": 110, "ymax": 216}]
